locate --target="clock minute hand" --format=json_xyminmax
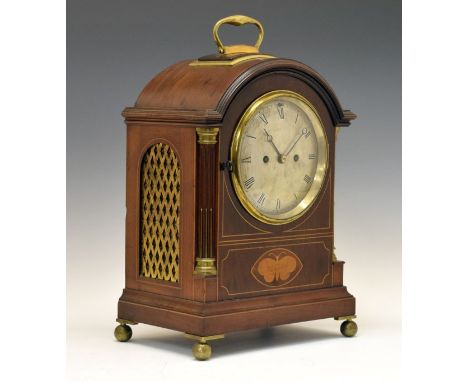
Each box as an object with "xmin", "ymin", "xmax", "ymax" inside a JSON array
[{"xmin": 283, "ymin": 131, "xmax": 306, "ymax": 157}]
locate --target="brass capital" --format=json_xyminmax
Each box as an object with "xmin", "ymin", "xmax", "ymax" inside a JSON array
[
  {"xmin": 196, "ymin": 127, "xmax": 219, "ymax": 144},
  {"xmin": 332, "ymin": 246, "xmax": 338, "ymax": 262},
  {"xmin": 335, "ymin": 126, "xmax": 342, "ymax": 142},
  {"xmin": 194, "ymin": 257, "xmax": 217, "ymax": 276}
]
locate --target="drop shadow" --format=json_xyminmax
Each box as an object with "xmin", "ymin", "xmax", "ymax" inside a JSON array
[{"xmin": 130, "ymin": 324, "xmax": 341, "ymax": 359}]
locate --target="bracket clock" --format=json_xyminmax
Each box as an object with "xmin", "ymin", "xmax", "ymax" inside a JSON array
[{"xmin": 115, "ymin": 15, "xmax": 358, "ymax": 360}]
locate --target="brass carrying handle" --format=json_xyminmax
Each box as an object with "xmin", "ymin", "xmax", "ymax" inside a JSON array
[{"xmin": 212, "ymin": 15, "xmax": 264, "ymax": 55}]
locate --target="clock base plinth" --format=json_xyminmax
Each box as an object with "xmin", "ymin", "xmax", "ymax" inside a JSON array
[{"xmin": 117, "ymin": 286, "xmax": 355, "ymax": 347}]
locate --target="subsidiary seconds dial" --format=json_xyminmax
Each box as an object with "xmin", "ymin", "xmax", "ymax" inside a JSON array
[{"xmin": 230, "ymin": 90, "xmax": 328, "ymax": 225}]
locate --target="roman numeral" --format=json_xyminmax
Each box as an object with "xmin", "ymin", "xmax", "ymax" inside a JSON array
[
  {"xmin": 294, "ymin": 193, "xmax": 298, "ymax": 200},
  {"xmin": 246, "ymin": 134, "xmax": 256, "ymax": 139},
  {"xmin": 258, "ymin": 113, "xmax": 268, "ymax": 124},
  {"xmin": 308, "ymin": 154, "xmax": 316, "ymax": 160},
  {"xmin": 241, "ymin": 156, "xmax": 251, "ymax": 163},
  {"xmin": 277, "ymin": 103, "xmax": 284, "ymax": 119},
  {"xmin": 276, "ymin": 199, "xmax": 281, "ymax": 211},
  {"xmin": 257, "ymin": 193, "xmax": 266, "ymax": 206},
  {"xmin": 295, "ymin": 113, "xmax": 299, "ymax": 124},
  {"xmin": 304, "ymin": 130, "xmax": 311, "ymax": 138},
  {"xmin": 304, "ymin": 175, "xmax": 312, "ymax": 184},
  {"xmin": 244, "ymin": 177, "xmax": 255, "ymax": 189}
]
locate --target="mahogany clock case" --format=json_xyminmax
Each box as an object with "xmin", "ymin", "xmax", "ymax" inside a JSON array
[{"xmin": 117, "ymin": 56, "xmax": 357, "ymax": 337}]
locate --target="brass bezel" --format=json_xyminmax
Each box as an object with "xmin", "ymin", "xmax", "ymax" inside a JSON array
[{"xmin": 230, "ymin": 90, "xmax": 329, "ymax": 225}]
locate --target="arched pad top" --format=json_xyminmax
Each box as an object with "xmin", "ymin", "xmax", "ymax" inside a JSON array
[{"xmin": 123, "ymin": 58, "xmax": 355, "ymax": 127}]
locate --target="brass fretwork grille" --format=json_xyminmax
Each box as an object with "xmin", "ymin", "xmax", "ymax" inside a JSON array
[{"xmin": 139, "ymin": 143, "xmax": 180, "ymax": 282}]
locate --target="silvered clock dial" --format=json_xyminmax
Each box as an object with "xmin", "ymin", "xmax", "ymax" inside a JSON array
[{"xmin": 230, "ymin": 90, "xmax": 329, "ymax": 224}]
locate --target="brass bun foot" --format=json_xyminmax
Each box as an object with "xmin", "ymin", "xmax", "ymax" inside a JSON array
[
  {"xmin": 185, "ymin": 333, "xmax": 224, "ymax": 361},
  {"xmin": 340, "ymin": 320, "xmax": 358, "ymax": 337},
  {"xmin": 114, "ymin": 324, "xmax": 132, "ymax": 342},
  {"xmin": 334, "ymin": 315, "xmax": 358, "ymax": 337},
  {"xmin": 114, "ymin": 318, "xmax": 138, "ymax": 342},
  {"xmin": 192, "ymin": 342, "xmax": 212, "ymax": 361}
]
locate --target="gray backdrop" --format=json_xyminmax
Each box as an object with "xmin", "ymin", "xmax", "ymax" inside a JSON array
[{"xmin": 67, "ymin": 0, "xmax": 401, "ymax": 329}]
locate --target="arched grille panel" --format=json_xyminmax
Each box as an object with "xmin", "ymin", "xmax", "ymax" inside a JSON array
[{"xmin": 139, "ymin": 143, "xmax": 180, "ymax": 282}]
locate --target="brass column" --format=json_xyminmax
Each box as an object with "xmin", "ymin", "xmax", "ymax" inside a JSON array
[{"xmin": 194, "ymin": 127, "xmax": 219, "ymax": 276}]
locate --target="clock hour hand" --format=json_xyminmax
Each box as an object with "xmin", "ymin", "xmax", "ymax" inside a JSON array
[{"xmin": 263, "ymin": 129, "xmax": 283, "ymax": 158}]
